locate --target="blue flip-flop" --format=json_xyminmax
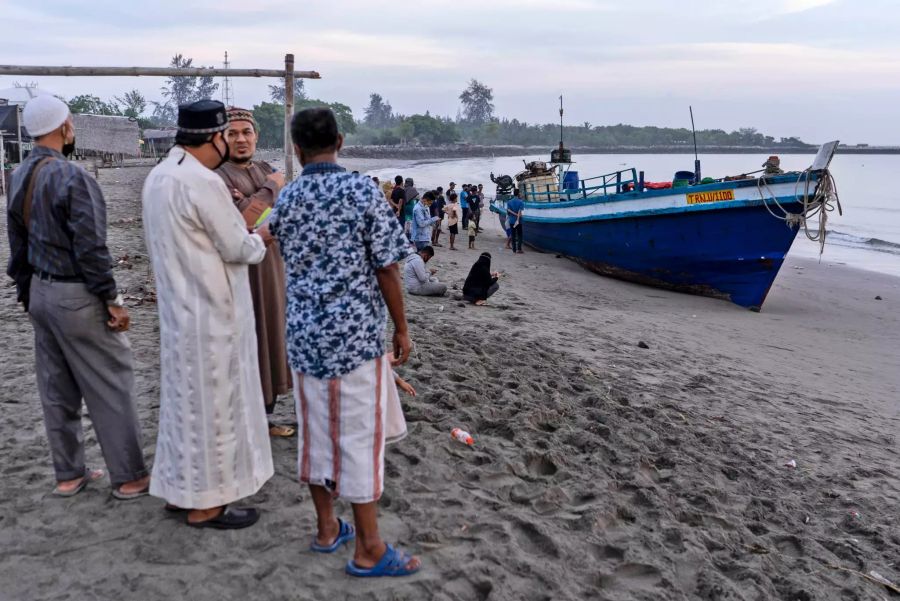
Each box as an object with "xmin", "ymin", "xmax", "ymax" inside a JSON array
[
  {"xmin": 345, "ymin": 544, "xmax": 421, "ymax": 577},
  {"xmin": 310, "ymin": 518, "xmax": 355, "ymax": 553}
]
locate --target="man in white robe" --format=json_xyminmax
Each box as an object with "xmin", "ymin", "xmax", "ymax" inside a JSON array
[{"xmin": 141, "ymin": 100, "xmax": 274, "ymax": 529}]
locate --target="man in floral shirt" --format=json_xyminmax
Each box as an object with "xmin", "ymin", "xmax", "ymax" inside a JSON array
[{"xmin": 268, "ymin": 108, "xmax": 420, "ymax": 577}]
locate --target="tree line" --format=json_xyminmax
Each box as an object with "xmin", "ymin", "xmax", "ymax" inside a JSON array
[{"xmin": 59, "ymin": 54, "xmax": 812, "ymax": 150}]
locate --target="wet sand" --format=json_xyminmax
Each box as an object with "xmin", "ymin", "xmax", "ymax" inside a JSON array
[{"xmin": 0, "ymin": 164, "xmax": 898, "ymax": 601}]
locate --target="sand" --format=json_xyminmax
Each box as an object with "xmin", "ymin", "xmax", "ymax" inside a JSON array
[{"xmin": 0, "ymin": 164, "xmax": 898, "ymax": 601}]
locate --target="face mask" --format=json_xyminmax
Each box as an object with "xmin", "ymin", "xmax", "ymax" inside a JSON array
[
  {"xmin": 212, "ymin": 132, "xmax": 230, "ymax": 169},
  {"xmin": 61, "ymin": 125, "xmax": 76, "ymax": 158}
]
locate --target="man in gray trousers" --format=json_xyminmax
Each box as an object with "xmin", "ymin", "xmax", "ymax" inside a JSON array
[{"xmin": 6, "ymin": 95, "xmax": 149, "ymax": 498}]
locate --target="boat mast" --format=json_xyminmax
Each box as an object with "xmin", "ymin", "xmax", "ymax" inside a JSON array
[
  {"xmin": 690, "ymin": 105, "xmax": 701, "ymax": 183},
  {"xmin": 559, "ymin": 95, "xmax": 564, "ymax": 149},
  {"xmin": 558, "ymin": 95, "xmax": 564, "ymax": 188},
  {"xmin": 550, "ymin": 95, "xmax": 572, "ymax": 189}
]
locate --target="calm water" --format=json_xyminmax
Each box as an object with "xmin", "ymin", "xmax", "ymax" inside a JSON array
[{"xmin": 372, "ymin": 153, "xmax": 900, "ymax": 277}]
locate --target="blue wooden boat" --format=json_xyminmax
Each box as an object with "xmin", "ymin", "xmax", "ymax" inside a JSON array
[{"xmin": 490, "ymin": 141, "xmax": 840, "ymax": 311}]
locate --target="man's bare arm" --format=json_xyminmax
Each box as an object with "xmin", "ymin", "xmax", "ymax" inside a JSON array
[{"xmin": 375, "ymin": 263, "xmax": 412, "ymax": 366}]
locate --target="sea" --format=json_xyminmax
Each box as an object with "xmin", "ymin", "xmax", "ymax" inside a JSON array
[{"xmin": 371, "ymin": 153, "xmax": 900, "ymax": 278}]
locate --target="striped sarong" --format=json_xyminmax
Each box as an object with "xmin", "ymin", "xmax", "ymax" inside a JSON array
[{"xmin": 293, "ymin": 355, "xmax": 406, "ymax": 504}]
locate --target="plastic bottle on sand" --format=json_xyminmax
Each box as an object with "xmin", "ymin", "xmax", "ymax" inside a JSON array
[{"xmin": 451, "ymin": 428, "xmax": 474, "ymax": 445}]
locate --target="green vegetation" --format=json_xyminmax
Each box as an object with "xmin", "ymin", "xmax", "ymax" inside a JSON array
[
  {"xmin": 345, "ymin": 79, "xmax": 810, "ymax": 149},
  {"xmin": 150, "ymin": 54, "xmax": 218, "ymax": 126},
  {"xmin": 252, "ymin": 99, "xmax": 356, "ymax": 149},
  {"xmin": 68, "ymin": 90, "xmax": 152, "ymax": 129},
  {"xmin": 59, "ymin": 57, "xmax": 812, "ymax": 149}
]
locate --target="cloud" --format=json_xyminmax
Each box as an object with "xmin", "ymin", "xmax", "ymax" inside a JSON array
[
  {"xmin": 1, "ymin": 0, "xmax": 899, "ymax": 143},
  {"xmin": 779, "ymin": 0, "xmax": 837, "ymax": 14}
]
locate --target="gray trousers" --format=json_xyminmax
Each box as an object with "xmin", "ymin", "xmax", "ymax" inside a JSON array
[
  {"xmin": 28, "ymin": 276, "xmax": 147, "ymax": 485},
  {"xmin": 408, "ymin": 281, "xmax": 448, "ymax": 297}
]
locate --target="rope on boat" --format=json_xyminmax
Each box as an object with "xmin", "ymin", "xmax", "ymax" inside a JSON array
[{"xmin": 756, "ymin": 168, "xmax": 842, "ymax": 255}]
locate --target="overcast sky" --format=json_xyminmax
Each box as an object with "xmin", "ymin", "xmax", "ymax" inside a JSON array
[{"xmin": 2, "ymin": 0, "xmax": 898, "ymax": 144}]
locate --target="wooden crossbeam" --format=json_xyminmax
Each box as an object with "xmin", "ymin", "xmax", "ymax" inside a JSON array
[
  {"xmin": 0, "ymin": 54, "xmax": 318, "ymax": 180},
  {"xmin": 0, "ymin": 65, "xmax": 319, "ymax": 79}
]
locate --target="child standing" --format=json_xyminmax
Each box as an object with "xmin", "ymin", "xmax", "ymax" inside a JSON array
[
  {"xmin": 444, "ymin": 192, "xmax": 461, "ymax": 250},
  {"xmin": 467, "ymin": 218, "xmax": 477, "ymax": 250}
]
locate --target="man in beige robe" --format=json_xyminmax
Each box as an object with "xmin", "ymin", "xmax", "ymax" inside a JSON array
[{"xmin": 217, "ymin": 107, "xmax": 293, "ymax": 438}]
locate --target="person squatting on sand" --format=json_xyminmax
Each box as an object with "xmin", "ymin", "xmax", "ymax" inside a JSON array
[
  {"xmin": 141, "ymin": 100, "xmax": 274, "ymax": 529},
  {"xmin": 216, "ymin": 106, "xmax": 295, "ymax": 438},
  {"xmin": 410, "ymin": 190, "xmax": 440, "ymax": 251},
  {"xmin": 6, "ymin": 95, "xmax": 150, "ymax": 499},
  {"xmin": 463, "ymin": 252, "xmax": 501, "ymax": 306},
  {"xmin": 268, "ymin": 107, "xmax": 421, "ymax": 577},
  {"xmin": 444, "ymin": 192, "xmax": 461, "ymax": 250},
  {"xmin": 404, "ymin": 245, "xmax": 447, "ymax": 297}
]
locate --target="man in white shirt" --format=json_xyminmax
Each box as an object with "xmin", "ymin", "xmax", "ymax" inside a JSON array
[{"xmin": 403, "ymin": 246, "xmax": 447, "ymax": 296}]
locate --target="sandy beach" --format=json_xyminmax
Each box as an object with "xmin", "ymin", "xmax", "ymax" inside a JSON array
[{"xmin": 0, "ymin": 163, "xmax": 898, "ymax": 601}]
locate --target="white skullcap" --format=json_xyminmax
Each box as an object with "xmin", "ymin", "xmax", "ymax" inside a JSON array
[{"xmin": 23, "ymin": 95, "xmax": 71, "ymax": 138}]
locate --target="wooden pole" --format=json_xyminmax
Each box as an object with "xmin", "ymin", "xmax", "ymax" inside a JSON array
[
  {"xmin": 16, "ymin": 106, "xmax": 23, "ymax": 162},
  {"xmin": 0, "ymin": 65, "xmax": 320, "ymax": 79},
  {"xmin": 284, "ymin": 54, "xmax": 295, "ymax": 182},
  {"xmin": 0, "ymin": 131, "xmax": 5, "ymax": 196},
  {"xmin": 0, "ymin": 59, "xmax": 321, "ymax": 171}
]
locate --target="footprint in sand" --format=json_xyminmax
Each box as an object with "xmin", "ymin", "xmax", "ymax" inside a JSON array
[
  {"xmin": 590, "ymin": 543, "xmax": 626, "ymax": 561},
  {"xmin": 512, "ymin": 519, "xmax": 560, "ymax": 558},
  {"xmin": 525, "ymin": 454, "xmax": 558, "ymax": 476},
  {"xmin": 596, "ymin": 563, "xmax": 665, "ymax": 592}
]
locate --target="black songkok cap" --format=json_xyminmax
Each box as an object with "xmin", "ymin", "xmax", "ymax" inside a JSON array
[{"xmin": 177, "ymin": 100, "xmax": 229, "ymax": 134}]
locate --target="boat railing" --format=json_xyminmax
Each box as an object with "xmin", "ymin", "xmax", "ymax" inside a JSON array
[{"xmin": 523, "ymin": 168, "xmax": 639, "ymax": 202}]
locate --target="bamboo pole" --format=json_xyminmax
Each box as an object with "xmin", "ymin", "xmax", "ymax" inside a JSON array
[
  {"xmin": 284, "ymin": 54, "xmax": 295, "ymax": 182},
  {"xmin": 0, "ymin": 65, "xmax": 320, "ymax": 79},
  {"xmin": 0, "ymin": 131, "xmax": 5, "ymax": 196},
  {"xmin": 16, "ymin": 107, "xmax": 22, "ymax": 162}
]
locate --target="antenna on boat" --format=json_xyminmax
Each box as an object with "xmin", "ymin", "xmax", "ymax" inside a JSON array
[
  {"xmin": 550, "ymin": 95, "xmax": 572, "ymax": 165},
  {"xmin": 690, "ymin": 105, "xmax": 701, "ymax": 183},
  {"xmin": 559, "ymin": 95, "xmax": 564, "ymax": 147}
]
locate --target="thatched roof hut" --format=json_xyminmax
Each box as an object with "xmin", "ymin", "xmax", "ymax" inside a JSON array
[
  {"xmin": 72, "ymin": 114, "xmax": 140, "ymax": 157},
  {"xmin": 142, "ymin": 128, "xmax": 177, "ymax": 155}
]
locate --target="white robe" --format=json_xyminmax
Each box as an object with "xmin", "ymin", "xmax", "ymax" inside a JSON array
[{"xmin": 142, "ymin": 147, "xmax": 274, "ymax": 509}]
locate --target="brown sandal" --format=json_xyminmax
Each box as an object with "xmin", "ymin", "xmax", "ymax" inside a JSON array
[{"xmin": 269, "ymin": 423, "xmax": 296, "ymax": 437}]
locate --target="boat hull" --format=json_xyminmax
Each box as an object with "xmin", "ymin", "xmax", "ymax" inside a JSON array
[{"xmin": 523, "ymin": 201, "xmax": 802, "ymax": 310}]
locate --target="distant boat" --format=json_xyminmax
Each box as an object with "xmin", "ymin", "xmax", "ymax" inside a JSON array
[{"xmin": 490, "ymin": 141, "xmax": 840, "ymax": 311}]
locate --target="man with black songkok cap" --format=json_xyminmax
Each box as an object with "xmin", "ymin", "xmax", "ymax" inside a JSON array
[
  {"xmin": 217, "ymin": 107, "xmax": 293, "ymax": 438},
  {"xmin": 142, "ymin": 100, "xmax": 274, "ymax": 529}
]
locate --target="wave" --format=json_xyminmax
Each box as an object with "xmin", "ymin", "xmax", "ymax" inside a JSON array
[{"xmin": 826, "ymin": 230, "xmax": 900, "ymax": 255}]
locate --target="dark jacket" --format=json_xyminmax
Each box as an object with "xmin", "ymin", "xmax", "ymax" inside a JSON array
[{"xmin": 6, "ymin": 146, "xmax": 117, "ymax": 309}]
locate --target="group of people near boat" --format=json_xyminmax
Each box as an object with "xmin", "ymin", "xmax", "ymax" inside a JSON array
[
  {"xmin": 386, "ymin": 174, "xmax": 525, "ymax": 306},
  {"xmin": 6, "ymin": 96, "xmax": 420, "ymax": 577},
  {"xmin": 385, "ymin": 178, "xmax": 487, "ymax": 252}
]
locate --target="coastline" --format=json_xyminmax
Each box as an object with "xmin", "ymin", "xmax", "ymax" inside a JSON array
[
  {"xmin": 338, "ymin": 145, "xmax": 900, "ymax": 161},
  {"xmin": 0, "ymin": 167, "xmax": 897, "ymax": 600}
]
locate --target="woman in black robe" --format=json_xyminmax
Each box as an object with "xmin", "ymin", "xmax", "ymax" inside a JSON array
[{"xmin": 462, "ymin": 252, "xmax": 500, "ymax": 305}]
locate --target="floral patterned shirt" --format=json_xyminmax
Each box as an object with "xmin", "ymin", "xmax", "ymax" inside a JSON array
[{"xmin": 269, "ymin": 162, "xmax": 411, "ymax": 379}]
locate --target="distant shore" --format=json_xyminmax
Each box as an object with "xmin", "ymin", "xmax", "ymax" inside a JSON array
[
  {"xmin": 341, "ymin": 144, "xmax": 900, "ymax": 160},
  {"xmin": 338, "ymin": 144, "xmax": 900, "ymax": 160}
]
